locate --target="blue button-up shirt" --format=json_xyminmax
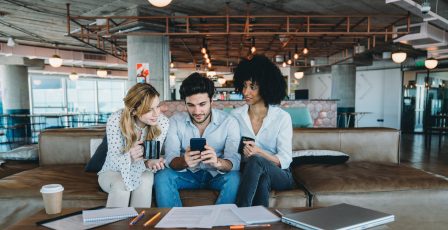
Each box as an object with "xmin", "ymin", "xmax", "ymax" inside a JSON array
[
  {"xmin": 231, "ymin": 104, "xmax": 293, "ymax": 169},
  {"xmin": 164, "ymin": 108, "xmax": 241, "ymax": 176}
]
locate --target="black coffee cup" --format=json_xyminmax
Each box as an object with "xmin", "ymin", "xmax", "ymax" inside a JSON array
[{"xmin": 143, "ymin": 140, "xmax": 160, "ymax": 159}]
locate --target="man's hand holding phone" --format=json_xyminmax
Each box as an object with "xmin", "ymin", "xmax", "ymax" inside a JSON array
[
  {"xmin": 184, "ymin": 147, "xmax": 202, "ymax": 168},
  {"xmin": 201, "ymin": 145, "xmax": 221, "ymax": 168}
]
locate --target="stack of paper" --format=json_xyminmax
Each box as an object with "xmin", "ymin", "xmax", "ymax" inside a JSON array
[{"xmin": 155, "ymin": 204, "xmax": 280, "ymax": 229}]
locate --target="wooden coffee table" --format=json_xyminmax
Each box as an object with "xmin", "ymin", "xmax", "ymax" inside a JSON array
[{"xmin": 9, "ymin": 207, "xmax": 308, "ymax": 229}]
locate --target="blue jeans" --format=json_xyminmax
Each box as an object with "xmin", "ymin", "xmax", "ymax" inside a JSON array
[
  {"xmin": 155, "ymin": 168, "xmax": 240, "ymax": 207},
  {"xmin": 236, "ymin": 155, "xmax": 295, "ymax": 207}
]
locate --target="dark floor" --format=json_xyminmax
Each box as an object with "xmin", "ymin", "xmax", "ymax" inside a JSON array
[
  {"xmin": 0, "ymin": 133, "xmax": 447, "ymax": 179},
  {"xmin": 401, "ymin": 133, "xmax": 448, "ymax": 177}
]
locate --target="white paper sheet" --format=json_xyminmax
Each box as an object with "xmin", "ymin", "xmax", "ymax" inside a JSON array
[
  {"xmin": 41, "ymin": 213, "xmax": 127, "ymax": 230},
  {"xmin": 155, "ymin": 204, "xmax": 278, "ymax": 228}
]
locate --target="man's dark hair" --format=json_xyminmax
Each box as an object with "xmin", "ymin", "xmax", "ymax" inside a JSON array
[
  {"xmin": 233, "ymin": 55, "xmax": 287, "ymax": 106},
  {"xmin": 180, "ymin": 72, "xmax": 215, "ymax": 100}
]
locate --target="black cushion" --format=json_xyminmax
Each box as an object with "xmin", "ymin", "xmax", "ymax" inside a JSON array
[
  {"xmin": 291, "ymin": 150, "xmax": 349, "ymax": 166},
  {"xmin": 84, "ymin": 134, "xmax": 108, "ymax": 172}
]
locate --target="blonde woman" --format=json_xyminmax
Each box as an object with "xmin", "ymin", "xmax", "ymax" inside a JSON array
[{"xmin": 98, "ymin": 83, "xmax": 169, "ymax": 208}]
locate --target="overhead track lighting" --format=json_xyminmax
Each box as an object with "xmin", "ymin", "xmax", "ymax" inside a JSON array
[{"xmin": 148, "ymin": 0, "xmax": 172, "ymax": 7}]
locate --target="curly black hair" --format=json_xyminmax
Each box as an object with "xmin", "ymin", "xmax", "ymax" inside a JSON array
[
  {"xmin": 180, "ymin": 72, "xmax": 215, "ymax": 100},
  {"xmin": 233, "ymin": 55, "xmax": 287, "ymax": 106}
]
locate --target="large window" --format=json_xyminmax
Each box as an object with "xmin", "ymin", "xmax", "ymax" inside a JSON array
[
  {"xmin": 98, "ymin": 81, "xmax": 126, "ymax": 113},
  {"xmin": 31, "ymin": 75, "xmax": 65, "ymax": 113},
  {"xmin": 30, "ymin": 74, "xmax": 126, "ymax": 114}
]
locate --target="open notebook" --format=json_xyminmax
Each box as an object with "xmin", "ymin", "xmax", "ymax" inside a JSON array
[{"xmin": 82, "ymin": 207, "xmax": 138, "ymax": 223}]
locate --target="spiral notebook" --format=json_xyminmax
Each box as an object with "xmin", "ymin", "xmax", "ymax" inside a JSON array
[{"xmin": 82, "ymin": 207, "xmax": 138, "ymax": 223}]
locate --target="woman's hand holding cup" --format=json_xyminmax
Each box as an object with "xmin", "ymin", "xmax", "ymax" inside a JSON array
[{"xmin": 130, "ymin": 141, "xmax": 144, "ymax": 163}]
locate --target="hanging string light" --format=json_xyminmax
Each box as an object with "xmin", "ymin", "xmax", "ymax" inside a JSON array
[
  {"xmin": 294, "ymin": 44, "xmax": 299, "ymax": 60},
  {"xmin": 201, "ymin": 38, "xmax": 207, "ymax": 54},
  {"xmin": 282, "ymin": 54, "xmax": 287, "ymax": 67},
  {"xmin": 303, "ymin": 38, "xmax": 309, "ymax": 55},
  {"xmin": 250, "ymin": 37, "xmax": 256, "ymax": 54},
  {"xmin": 287, "ymin": 51, "xmax": 292, "ymax": 65}
]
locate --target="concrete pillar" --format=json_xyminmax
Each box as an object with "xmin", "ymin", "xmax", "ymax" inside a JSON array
[
  {"xmin": 0, "ymin": 65, "xmax": 30, "ymax": 142},
  {"xmin": 127, "ymin": 36, "xmax": 170, "ymax": 100},
  {"xmin": 331, "ymin": 64, "xmax": 356, "ymax": 127}
]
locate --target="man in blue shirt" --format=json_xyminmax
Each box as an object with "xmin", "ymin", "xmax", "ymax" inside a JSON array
[{"xmin": 155, "ymin": 72, "xmax": 241, "ymax": 207}]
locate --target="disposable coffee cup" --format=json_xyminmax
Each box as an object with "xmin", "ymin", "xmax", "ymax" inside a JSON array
[{"xmin": 40, "ymin": 184, "xmax": 64, "ymax": 214}]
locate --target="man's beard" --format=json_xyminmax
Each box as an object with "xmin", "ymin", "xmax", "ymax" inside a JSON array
[{"xmin": 189, "ymin": 110, "xmax": 212, "ymax": 125}]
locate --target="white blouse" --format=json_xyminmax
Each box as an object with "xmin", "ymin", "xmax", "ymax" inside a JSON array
[
  {"xmin": 98, "ymin": 109, "xmax": 169, "ymax": 191},
  {"xmin": 230, "ymin": 104, "xmax": 293, "ymax": 169}
]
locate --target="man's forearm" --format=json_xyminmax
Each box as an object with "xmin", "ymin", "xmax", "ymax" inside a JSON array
[
  {"xmin": 169, "ymin": 157, "xmax": 188, "ymax": 170},
  {"xmin": 216, "ymin": 158, "xmax": 233, "ymax": 172}
]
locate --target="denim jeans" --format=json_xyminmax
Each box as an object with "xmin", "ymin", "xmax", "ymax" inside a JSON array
[
  {"xmin": 236, "ymin": 155, "xmax": 295, "ymax": 207},
  {"xmin": 155, "ymin": 168, "xmax": 240, "ymax": 207}
]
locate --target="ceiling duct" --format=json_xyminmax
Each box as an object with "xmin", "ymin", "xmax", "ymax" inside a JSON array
[
  {"xmin": 84, "ymin": 52, "xmax": 107, "ymax": 61},
  {"xmin": 393, "ymin": 22, "xmax": 447, "ymax": 50},
  {"xmin": 386, "ymin": 0, "xmax": 448, "ymax": 30}
]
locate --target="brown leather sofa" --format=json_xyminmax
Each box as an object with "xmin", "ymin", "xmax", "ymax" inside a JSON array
[{"xmin": 1, "ymin": 127, "xmax": 448, "ymax": 229}]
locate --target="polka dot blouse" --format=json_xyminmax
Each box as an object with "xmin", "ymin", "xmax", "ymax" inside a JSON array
[{"xmin": 98, "ymin": 109, "xmax": 169, "ymax": 191}]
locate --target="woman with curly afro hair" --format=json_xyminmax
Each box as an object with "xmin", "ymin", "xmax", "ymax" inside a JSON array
[{"xmin": 231, "ymin": 55, "xmax": 295, "ymax": 207}]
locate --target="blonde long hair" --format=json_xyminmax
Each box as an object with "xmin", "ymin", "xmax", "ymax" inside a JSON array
[{"xmin": 120, "ymin": 83, "xmax": 161, "ymax": 152}]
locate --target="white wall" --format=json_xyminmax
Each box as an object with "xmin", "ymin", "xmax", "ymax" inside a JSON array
[
  {"xmin": 356, "ymin": 64, "xmax": 402, "ymax": 129},
  {"xmin": 296, "ymin": 73, "xmax": 332, "ymax": 99}
]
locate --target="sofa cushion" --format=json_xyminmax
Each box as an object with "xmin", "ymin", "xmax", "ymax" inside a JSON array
[
  {"xmin": 85, "ymin": 135, "xmax": 108, "ymax": 172},
  {"xmin": 291, "ymin": 150, "xmax": 349, "ymax": 166},
  {"xmin": 0, "ymin": 164, "xmax": 106, "ymax": 200},
  {"xmin": 292, "ymin": 162, "xmax": 448, "ymax": 194}
]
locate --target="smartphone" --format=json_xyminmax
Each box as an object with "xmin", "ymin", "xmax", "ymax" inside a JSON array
[
  {"xmin": 190, "ymin": 138, "xmax": 206, "ymax": 152},
  {"xmin": 238, "ymin": 136, "xmax": 255, "ymax": 154}
]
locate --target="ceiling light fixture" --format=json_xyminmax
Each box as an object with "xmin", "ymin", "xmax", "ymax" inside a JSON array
[
  {"xmin": 391, "ymin": 51, "xmax": 407, "ymax": 64},
  {"xmin": 294, "ymin": 71, "xmax": 304, "ymax": 79},
  {"xmin": 7, "ymin": 37, "xmax": 16, "ymax": 47},
  {"xmin": 207, "ymin": 62, "xmax": 212, "ymax": 68},
  {"xmin": 148, "ymin": 0, "xmax": 172, "ymax": 8},
  {"xmin": 49, "ymin": 54, "xmax": 63, "ymax": 68},
  {"xmin": 218, "ymin": 78, "xmax": 227, "ymax": 85},
  {"xmin": 69, "ymin": 72, "xmax": 79, "ymax": 81},
  {"xmin": 170, "ymin": 61, "xmax": 174, "ymax": 68},
  {"xmin": 97, "ymin": 69, "xmax": 108, "ymax": 78},
  {"xmin": 425, "ymin": 57, "xmax": 438, "ymax": 69}
]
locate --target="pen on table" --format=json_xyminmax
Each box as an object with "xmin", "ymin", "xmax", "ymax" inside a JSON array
[
  {"xmin": 230, "ymin": 224, "xmax": 271, "ymax": 229},
  {"xmin": 143, "ymin": 212, "xmax": 161, "ymax": 227},
  {"xmin": 129, "ymin": 210, "xmax": 145, "ymax": 226}
]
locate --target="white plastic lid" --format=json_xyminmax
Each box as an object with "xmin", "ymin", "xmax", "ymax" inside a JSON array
[{"xmin": 40, "ymin": 184, "xmax": 64, "ymax": 193}]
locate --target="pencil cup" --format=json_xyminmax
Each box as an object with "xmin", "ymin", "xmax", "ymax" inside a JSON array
[{"xmin": 40, "ymin": 184, "xmax": 64, "ymax": 214}]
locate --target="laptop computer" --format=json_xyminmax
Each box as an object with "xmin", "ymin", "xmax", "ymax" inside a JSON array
[{"xmin": 281, "ymin": 203, "xmax": 394, "ymax": 230}]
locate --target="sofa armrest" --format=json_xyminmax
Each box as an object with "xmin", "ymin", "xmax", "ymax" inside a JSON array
[{"xmin": 38, "ymin": 127, "xmax": 105, "ymax": 166}]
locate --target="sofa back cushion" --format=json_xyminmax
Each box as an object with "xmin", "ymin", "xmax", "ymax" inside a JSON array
[
  {"xmin": 39, "ymin": 127, "xmax": 106, "ymax": 166},
  {"xmin": 292, "ymin": 128, "xmax": 399, "ymax": 164}
]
